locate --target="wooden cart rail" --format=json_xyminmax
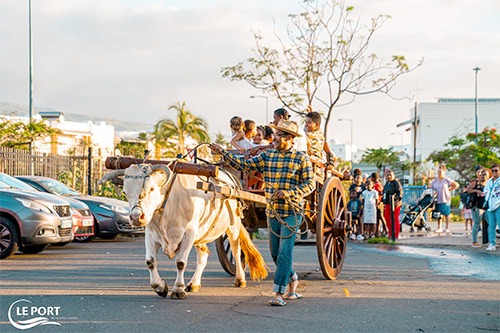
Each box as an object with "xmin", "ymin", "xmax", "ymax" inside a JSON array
[{"xmin": 196, "ymin": 182, "xmax": 267, "ymax": 205}]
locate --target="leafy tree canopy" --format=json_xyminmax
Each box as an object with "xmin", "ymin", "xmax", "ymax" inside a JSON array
[
  {"xmin": 0, "ymin": 118, "xmax": 60, "ymax": 150},
  {"xmin": 428, "ymin": 127, "xmax": 500, "ymax": 182},
  {"xmin": 361, "ymin": 147, "xmax": 399, "ymax": 171}
]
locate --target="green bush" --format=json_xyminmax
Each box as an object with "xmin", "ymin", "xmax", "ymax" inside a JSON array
[
  {"xmin": 451, "ymin": 195, "xmax": 461, "ymax": 208},
  {"xmin": 98, "ymin": 181, "xmax": 127, "ymax": 201}
]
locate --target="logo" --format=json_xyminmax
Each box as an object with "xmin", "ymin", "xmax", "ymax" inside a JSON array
[{"xmin": 8, "ymin": 299, "xmax": 62, "ymax": 330}]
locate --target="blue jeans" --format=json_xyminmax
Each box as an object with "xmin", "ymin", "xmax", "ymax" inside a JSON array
[
  {"xmin": 486, "ymin": 208, "xmax": 500, "ymax": 246},
  {"xmin": 268, "ymin": 215, "xmax": 302, "ymax": 294},
  {"xmin": 471, "ymin": 207, "xmax": 484, "ymax": 243}
]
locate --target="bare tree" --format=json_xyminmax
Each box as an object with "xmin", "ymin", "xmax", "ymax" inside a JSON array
[{"xmin": 221, "ymin": 0, "xmax": 422, "ymax": 137}]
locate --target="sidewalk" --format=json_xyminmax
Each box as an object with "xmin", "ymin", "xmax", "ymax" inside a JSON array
[{"xmin": 397, "ymin": 220, "xmax": 498, "ymax": 254}]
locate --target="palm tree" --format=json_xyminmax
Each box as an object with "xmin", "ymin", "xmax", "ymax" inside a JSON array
[
  {"xmin": 153, "ymin": 102, "xmax": 210, "ymax": 157},
  {"xmin": 214, "ymin": 132, "xmax": 229, "ymax": 149}
]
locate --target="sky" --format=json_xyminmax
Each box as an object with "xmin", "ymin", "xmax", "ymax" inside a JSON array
[{"xmin": 1, "ymin": 0, "xmax": 499, "ymax": 149}]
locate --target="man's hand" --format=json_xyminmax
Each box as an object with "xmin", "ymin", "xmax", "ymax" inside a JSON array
[
  {"xmin": 274, "ymin": 190, "xmax": 289, "ymax": 199},
  {"xmin": 209, "ymin": 143, "xmax": 223, "ymax": 154}
]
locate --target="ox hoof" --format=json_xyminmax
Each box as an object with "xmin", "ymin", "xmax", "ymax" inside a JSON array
[
  {"xmin": 235, "ymin": 280, "xmax": 247, "ymax": 288},
  {"xmin": 185, "ymin": 283, "xmax": 201, "ymax": 293},
  {"xmin": 154, "ymin": 280, "xmax": 168, "ymax": 298},
  {"xmin": 170, "ymin": 290, "xmax": 187, "ymax": 299}
]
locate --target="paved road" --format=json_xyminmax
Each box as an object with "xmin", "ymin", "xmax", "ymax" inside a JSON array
[{"xmin": 0, "ymin": 236, "xmax": 499, "ymax": 333}]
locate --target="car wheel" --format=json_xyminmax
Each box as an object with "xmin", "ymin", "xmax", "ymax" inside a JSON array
[
  {"xmin": 73, "ymin": 235, "xmax": 95, "ymax": 243},
  {"xmin": 19, "ymin": 244, "xmax": 49, "ymax": 254},
  {"xmin": 0, "ymin": 218, "xmax": 20, "ymax": 259}
]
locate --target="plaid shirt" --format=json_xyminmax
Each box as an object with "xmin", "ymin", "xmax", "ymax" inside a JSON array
[{"xmin": 220, "ymin": 148, "xmax": 315, "ymax": 217}]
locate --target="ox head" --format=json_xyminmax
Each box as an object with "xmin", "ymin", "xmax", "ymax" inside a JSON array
[{"xmin": 122, "ymin": 164, "xmax": 172, "ymax": 227}]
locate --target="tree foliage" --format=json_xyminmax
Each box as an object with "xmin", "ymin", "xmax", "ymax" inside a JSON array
[
  {"xmin": 428, "ymin": 127, "xmax": 500, "ymax": 182},
  {"xmin": 0, "ymin": 118, "xmax": 60, "ymax": 150},
  {"xmin": 153, "ymin": 102, "xmax": 210, "ymax": 156},
  {"xmin": 214, "ymin": 132, "xmax": 230, "ymax": 148},
  {"xmin": 361, "ymin": 147, "xmax": 399, "ymax": 171},
  {"xmin": 221, "ymin": 0, "xmax": 422, "ymax": 137}
]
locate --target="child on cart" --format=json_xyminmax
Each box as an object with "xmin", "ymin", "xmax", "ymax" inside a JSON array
[{"xmin": 304, "ymin": 111, "xmax": 336, "ymax": 171}]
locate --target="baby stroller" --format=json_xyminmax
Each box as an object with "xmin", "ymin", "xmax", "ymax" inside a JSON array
[{"xmin": 401, "ymin": 189, "xmax": 435, "ymax": 232}]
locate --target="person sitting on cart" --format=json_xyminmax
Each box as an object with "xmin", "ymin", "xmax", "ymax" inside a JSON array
[
  {"xmin": 304, "ymin": 111, "xmax": 336, "ymax": 172},
  {"xmin": 209, "ymin": 119, "xmax": 315, "ymax": 307}
]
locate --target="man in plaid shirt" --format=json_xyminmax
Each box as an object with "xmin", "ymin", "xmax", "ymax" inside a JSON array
[{"xmin": 210, "ymin": 118, "xmax": 315, "ymax": 306}]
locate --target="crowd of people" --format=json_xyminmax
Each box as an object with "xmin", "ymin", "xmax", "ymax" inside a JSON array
[
  {"xmin": 346, "ymin": 169, "xmax": 402, "ymax": 241},
  {"xmin": 209, "ymin": 106, "xmax": 500, "ymax": 306}
]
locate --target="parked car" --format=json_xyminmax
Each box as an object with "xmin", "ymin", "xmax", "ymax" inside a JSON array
[
  {"xmin": 16, "ymin": 176, "xmax": 143, "ymax": 241},
  {"xmin": 1, "ymin": 173, "xmax": 94, "ymax": 243},
  {"xmin": 0, "ymin": 173, "xmax": 74, "ymax": 259}
]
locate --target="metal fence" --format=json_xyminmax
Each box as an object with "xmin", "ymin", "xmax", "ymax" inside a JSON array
[{"xmin": 0, "ymin": 146, "xmax": 105, "ymax": 194}]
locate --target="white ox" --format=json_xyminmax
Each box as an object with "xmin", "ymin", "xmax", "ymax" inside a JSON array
[{"xmin": 101, "ymin": 163, "xmax": 267, "ymax": 299}]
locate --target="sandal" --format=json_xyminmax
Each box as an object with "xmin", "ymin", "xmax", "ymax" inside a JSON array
[
  {"xmin": 269, "ymin": 298, "xmax": 287, "ymax": 306},
  {"xmin": 283, "ymin": 292, "xmax": 302, "ymax": 300}
]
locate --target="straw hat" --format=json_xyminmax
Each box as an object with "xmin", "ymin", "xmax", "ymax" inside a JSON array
[{"xmin": 269, "ymin": 119, "xmax": 301, "ymax": 137}]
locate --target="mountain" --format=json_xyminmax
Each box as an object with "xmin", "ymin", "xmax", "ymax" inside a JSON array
[{"xmin": 0, "ymin": 102, "xmax": 153, "ymax": 132}]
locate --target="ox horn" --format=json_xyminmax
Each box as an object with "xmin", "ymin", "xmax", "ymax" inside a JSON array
[
  {"xmin": 151, "ymin": 164, "xmax": 172, "ymax": 186},
  {"xmin": 98, "ymin": 169, "xmax": 125, "ymax": 184}
]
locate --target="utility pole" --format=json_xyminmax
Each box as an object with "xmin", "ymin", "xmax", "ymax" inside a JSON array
[{"xmin": 473, "ymin": 67, "xmax": 481, "ymax": 138}]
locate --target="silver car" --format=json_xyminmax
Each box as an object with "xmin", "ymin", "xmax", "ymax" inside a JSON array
[{"xmin": 0, "ymin": 173, "xmax": 74, "ymax": 259}]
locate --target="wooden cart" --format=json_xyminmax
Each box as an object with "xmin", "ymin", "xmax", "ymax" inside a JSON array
[{"xmin": 105, "ymin": 155, "xmax": 350, "ymax": 280}]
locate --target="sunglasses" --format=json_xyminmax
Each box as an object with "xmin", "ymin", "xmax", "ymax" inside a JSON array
[{"xmin": 492, "ymin": 169, "xmax": 499, "ymax": 172}]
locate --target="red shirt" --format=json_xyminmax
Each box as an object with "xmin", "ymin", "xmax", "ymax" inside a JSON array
[{"xmin": 373, "ymin": 181, "xmax": 383, "ymax": 201}]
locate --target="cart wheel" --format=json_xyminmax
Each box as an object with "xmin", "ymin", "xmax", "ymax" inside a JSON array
[
  {"xmin": 316, "ymin": 177, "xmax": 348, "ymax": 280},
  {"xmin": 215, "ymin": 232, "xmax": 247, "ymax": 276}
]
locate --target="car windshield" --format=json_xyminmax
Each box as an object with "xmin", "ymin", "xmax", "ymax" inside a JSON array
[
  {"xmin": 0, "ymin": 173, "xmax": 37, "ymax": 190},
  {"xmin": 37, "ymin": 178, "xmax": 80, "ymax": 196}
]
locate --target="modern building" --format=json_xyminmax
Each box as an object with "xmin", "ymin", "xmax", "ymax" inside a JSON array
[{"xmin": 399, "ymin": 98, "xmax": 500, "ymax": 163}]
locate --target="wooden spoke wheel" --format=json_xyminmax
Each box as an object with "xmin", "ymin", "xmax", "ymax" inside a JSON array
[
  {"xmin": 215, "ymin": 232, "xmax": 248, "ymax": 276},
  {"xmin": 316, "ymin": 177, "xmax": 348, "ymax": 280}
]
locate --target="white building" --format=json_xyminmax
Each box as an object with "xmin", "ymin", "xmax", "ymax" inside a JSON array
[
  {"xmin": 1, "ymin": 112, "xmax": 115, "ymax": 158},
  {"xmin": 399, "ymin": 98, "xmax": 500, "ymax": 163}
]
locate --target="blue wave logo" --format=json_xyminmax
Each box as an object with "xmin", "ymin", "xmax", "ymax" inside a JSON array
[{"xmin": 8, "ymin": 299, "xmax": 62, "ymax": 330}]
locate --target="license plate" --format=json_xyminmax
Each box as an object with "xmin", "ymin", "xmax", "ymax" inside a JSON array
[
  {"xmin": 61, "ymin": 219, "xmax": 73, "ymax": 229},
  {"xmin": 82, "ymin": 218, "xmax": 94, "ymax": 227}
]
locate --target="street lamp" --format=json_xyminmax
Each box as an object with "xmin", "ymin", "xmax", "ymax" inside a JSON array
[
  {"xmin": 473, "ymin": 67, "xmax": 481, "ymax": 137},
  {"xmin": 391, "ymin": 132, "xmax": 404, "ymax": 153},
  {"xmin": 338, "ymin": 118, "xmax": 353, "ymax": 162},
  {"xmin": 28, "ymin": 0, "xmax": 34, "ymax": 175},
  {"xmin": 249, "ymin": 95, "xmax": 269, "ymax": 124}
]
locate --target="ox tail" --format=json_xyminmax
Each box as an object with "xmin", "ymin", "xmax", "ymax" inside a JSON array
[{"xmin": 239, "ymin": 227, "xmax": 268, "ymax": 281}]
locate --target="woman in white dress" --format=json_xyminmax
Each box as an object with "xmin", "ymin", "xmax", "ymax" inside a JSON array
[{"xmin": 361, "ymin": 180, "xmax": 379, "ymax": 238}]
